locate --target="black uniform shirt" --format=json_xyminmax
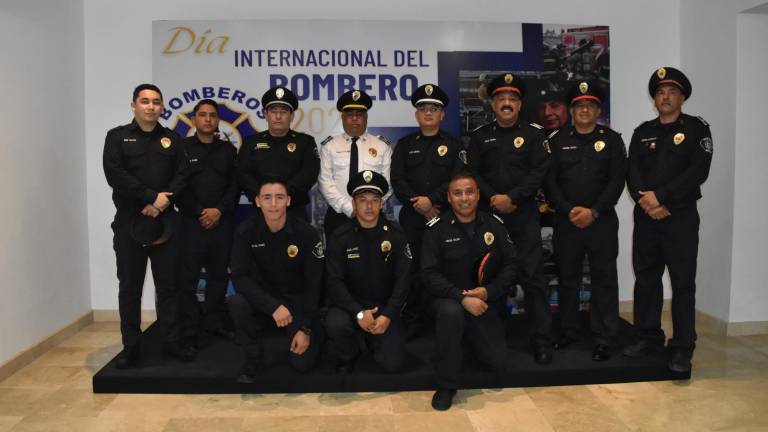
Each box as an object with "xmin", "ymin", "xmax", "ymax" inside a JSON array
[
  {"xmin": 545, "ymin": 125, "xmax": 627, "ymax": 214},
  {"xmin": 229, "ymin": 214, "xmax": 324, "ymax": 328},
  {"xmin": 627, "ymin": 113, "xmax": 712, "ymax": 209},
  {"xmin": 325, "ymin": 218, "xmax": 412, "ymax": 319},
  {"xmin": 421, "ymin": 211, "xmax": 517, "ymax": 303},
  {"xmin": 468, "ymin": 122, "xmax": 551, "ymax": 205},
  {"xmin": 391, "ymin": 130, "xmax": 466, "ymax": 207},
  {"xmin": 177, "ymin": 136, "xmax": 239, "ymax": 217},
  {"xmin": 238, "ymin": 130, "xmax": 320, "ymax": 206},
  {"xmin": 103, "ymin": 120, "xmax": 186, "ymax": 213}
]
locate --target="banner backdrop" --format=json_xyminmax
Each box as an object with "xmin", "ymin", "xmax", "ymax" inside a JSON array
[{"xmin": 153, "ymin": 19, "xmax": 610, "ymax": 312}]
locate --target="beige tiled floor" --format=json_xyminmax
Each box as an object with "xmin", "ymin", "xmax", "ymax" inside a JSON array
[{"xmin": 2, "ymin": 320, "xmax": 767, "ymax": 432}]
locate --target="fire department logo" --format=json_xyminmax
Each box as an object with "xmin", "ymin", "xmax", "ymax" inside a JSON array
[{"xmin": 171, "ymin": 100, "xmax": 257, "ymax": 151}]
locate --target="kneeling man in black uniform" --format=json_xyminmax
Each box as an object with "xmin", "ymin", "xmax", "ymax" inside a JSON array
[
  {"xmin": 421, "ymin": 172, "xmax": 517, "ymax": 411},
  {"xmin": 325, "ymin": 170, "xmax": 412, "ymax": 374},
  {"xmin": 229, "ymin": 179, "xmax": 325, "ymax": 382}
]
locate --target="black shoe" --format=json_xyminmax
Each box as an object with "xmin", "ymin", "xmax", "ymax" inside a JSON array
[
  {"xmin": 592, "ymin": 344, "xmax": 612, "ymax": 362},
  {"xmin": 431, "ymin": 389, "xmax": 457, "ymax": 411},
  {"xmin": 622, "ymin": 339, "xmax": 662, "ymax": 358},
  {"xmin": 236, "ymin": 358, "xmax": 262, "ymax": 383},
  {"xmin": 115, "ymin": 344, "xmax": 140, "ymax": 369},
  {"xmin": 207, "ymin": 327, "xmax": 235, "ymax": 341},
  {"xmin": 668, "ymin": 349, "xmax": 692, "ymax": 373},
  {"xmin": 533, "ymin": 345, "xmax": 553, "ymax": 365},
  {"xmin": 163, "ymin": 341, "xmax": 196, "ymax": 362},
  {"xmin": 554, "ymin": 334, "xmax": 579, "ymax": 350},
  {"xmin": 180, "ymin": 336, "xmax": 199, "ymax": 354}
]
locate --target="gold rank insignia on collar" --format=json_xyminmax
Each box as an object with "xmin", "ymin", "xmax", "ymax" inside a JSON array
[
  {"xmin": 437, "ymin": 145, "xmax": 448, "ymax": 156},
  {"xmin": 514, "ymin": 137, "xmax": 524, "ymax": 148},
  {"xmin": 484, "ymin": 232, "xmax": 495, "ymax": 245},
  {"xmin": 594, "ymin": 140, "xmax": 606, "ymax": 152},
  {"xmin": 160, "ymin": 137, "xmax": 171, "ymax": 148},
  {"xmin": 673, "ymin": 133, "xmax": 685, "ymax": 145},
  {"xmin": 287, "ymin": 143, "xmax": 296, "ymax": 152},
  {"xmin": 287, "ymin": 245, "xmax": 299, "ymax": 258},
  {"xmin": 381, "ymin": 240, "xmax": 392, "ymax": 253},
  {"xmin": 368, "ymin": 147, "xmax": 377, "ymax": 157}
]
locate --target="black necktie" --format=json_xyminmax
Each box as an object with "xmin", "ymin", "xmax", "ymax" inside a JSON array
[{"xmin": 349, "ymin": 136, "xmax": 359, "ymax": 180}]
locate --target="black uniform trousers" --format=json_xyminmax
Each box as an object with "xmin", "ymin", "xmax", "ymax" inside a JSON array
[
  {"xmin": 178, "ymin": 213, "xmax": 234, "ymax": 340},
  {"xmin": 431, "ymin": 298, "xmax": 508, "ymax": 389},
  {"xmin": 112, "ymin": 211, "xmax": 181, "ymax": 346},
  {"xmin": 553, "ymin": 210, "xmax": 619, "ymax": 346},
  {"xmin": 228, "ymin": 293, "xmax": 323, "ymax": 372},
  {"xmin": 496, "ymin": 201, "xmax": 553, "ymax": 347},
  {"xmin": 399, "ymin": 207, "xmax": 429, "ymax": 320},
  {"xmin": 324, "ymin": 208, "xmax": 352, "ymax": 239},
  {"xmin": 632, "ymin": 204, "xmax": 699, "ymax": 353},
  {"xmin": 324, "ymin": 307, "xmax": 405, "ymax": 372}
]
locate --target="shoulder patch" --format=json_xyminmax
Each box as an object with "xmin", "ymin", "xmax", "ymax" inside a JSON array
[
  {"xmin": 320, "ymin": 136, "xmax": 333, "ymax": 146},
  {"xmin": 312, "ymin": 241, "xmax": 325, "ymax": 259},
  {"xmin": 426, "ymin": 216, "xmax": 440, "ymax": 228},
  {"xmin": 492, "ymin": 214, "xmax": 505, "ymax": 225},
  {"xmin": 377, "ymin": 135, "xmax": 392, "ymax": 145},
  {"xmin": 696, "ymin": 116, "xmax": 710, "ymax": 127},
  {"xmin": 530, "ymin": 122, "xmax": 544, "ymax": 130}
]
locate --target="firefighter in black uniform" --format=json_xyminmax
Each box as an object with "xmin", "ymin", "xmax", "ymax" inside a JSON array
[
  {"xmin": 324, "ymin": 170, "xmax": 412, "ymax": 374},
  {"xmin": 421, "ymin": 172, "xmax": 516, "ymax": 411},
  {"xmin": 229, "ymin": 179, "xmax": 325, "ymax": 381},
  {"xmin": 624, "ymin": 67, "xmax": 712, "ymax": 374},
  {"xmin": 391, "ymin": 83, "xmax": 465, "ymax": 334},
  {"xmin": 468, "ymin": 72, "xmax": 553, "ymax": 364},
  {"xmin": 177, "ymin": 99, "xmax": 240, "ymax": 352},
  {"xmin": 544, "ymin": 80, "xmax": 627, "ymax": 361},
  {"xmin": 103, "ymin": 83, "xmax": 193, "ymax": 368},
  {"xmin": 238, "ymin": 86, "xmax": 319, "ymax": 220}
]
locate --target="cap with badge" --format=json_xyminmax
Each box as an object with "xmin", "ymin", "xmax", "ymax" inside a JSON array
[
  {"xmin": 347, "ymin": 170, "xmax": 389, "ymax": 197},
  {"xmin": 487, "ymin": 72, "xmax": 527, "ymax": 99},
  {"xmin": 648, "ymin": 66, "xmax": 692, "ymax": 99},
  {"xmin": 131, "ymin": 212, "xmax": 174, "ymax": 247},
  {"xmin": 337, "ymin": 89, "xmax": 373, "ymax": 112},
  {"xmin": 567, "ymin": 79, "xmax": 605, "ymax": 105},
  {"xmin": 411, "ymin": 83, "xmax": 449, "ymax": 107},
  {"xmin": 262, "ymin": 86, "xmax": 299, "ymax": 111}
]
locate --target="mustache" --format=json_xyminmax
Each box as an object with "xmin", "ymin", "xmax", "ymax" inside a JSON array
[{"xmin": 501, "ymin": 105, "xmax": 515, "ymax": 112}]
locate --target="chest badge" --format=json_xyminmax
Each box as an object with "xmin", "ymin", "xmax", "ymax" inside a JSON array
[
  {"xmin": 437, "ymin": 145, "xmax": 448, "ymax": 157},
  {"xmin": 673, "ymin": 133, "xmax": 685, "ymax": 145},
  {"xmin": 513, "ymin": 137, "xmax": 524, "ymax": 148},
  {"xmin": 484, "ymin": 232, "xmax": 495, "ymax": 246},
  {"xmin": 381, "ymin": 240, "xmax": 392, "ymax": 253},
  {"xmin": 594, "ymin": 140, "xmax": 606, "ymax": 152},
  {"xmin": 287, "ymin": 142, "xmax": 297, "ymax": 152},
  {"xmin": 160, "ymin": 137, "xmax": 172, "ymax": 149},
  {"xmin": 287, "ymin": 245, "xmax": 299, "ymax": 258},
  {"xmin": 368, "ymin": 147, "xmax": 377, "ymax": 157}
]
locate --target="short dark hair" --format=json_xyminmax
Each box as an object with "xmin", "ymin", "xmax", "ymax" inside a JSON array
[
  {"xmin": 257, "ymin": 177, "xmax": 290, "ymax": 196},
  {"xmin": 193, "ymin": 99, "xmax": 219, "ymax": 114},
  {"xmin": 448, "ymin": 170, "xmax": 477, "ymax": 186},
  {"xmin": 132, "ymin": 83, "xmax": 163, "ymax": 102}
]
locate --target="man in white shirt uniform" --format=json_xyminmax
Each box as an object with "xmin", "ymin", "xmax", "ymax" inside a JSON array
[{"xmin": 318, "ymin": 89, "xmax": 393, "ymax": 238}]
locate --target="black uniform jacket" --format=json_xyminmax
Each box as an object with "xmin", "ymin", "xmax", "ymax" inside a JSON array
[{"xmin": 176, "ymin": 135, "xmax": 239, "ymax": 217}]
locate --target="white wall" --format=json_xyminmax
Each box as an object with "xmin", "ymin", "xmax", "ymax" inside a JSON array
[
  {"xmin": 85, "ymin": 0, "xmax": 679, "ymax": 310},
  {"xmin": 0, "ymin": 0, "xmax": 90, "ymax": 365},
  {"xmin": 731, "ymin": 7, "xmax": 768, "ymax": 323},
  {"xmin": 680, "ymin": 0, "xmax": 767, "ymax": 323}
]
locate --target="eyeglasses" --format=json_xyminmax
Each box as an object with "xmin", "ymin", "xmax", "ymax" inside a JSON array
[{"xmin": 417, "ymin": 106, "xmax": 443, "ymax": 114}]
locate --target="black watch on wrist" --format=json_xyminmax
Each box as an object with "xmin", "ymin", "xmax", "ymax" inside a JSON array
[{"xmin": 300, "ymin": 325, "xmax": 312, "ymax": 336}]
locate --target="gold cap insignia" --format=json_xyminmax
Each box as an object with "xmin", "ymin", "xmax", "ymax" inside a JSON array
[
  {"xmin": 368, "ymin": 147, "xmax": 377, "ymax": 157},
  {"xmin": 484, "ymin": 232, "xmax": 495, "ymax": 246},
  {"xmin": 504, "ymin": 74, "xmax": 513, "ymax": 84},
  {"xmin": 594, "ymin": 140, "xmax": 606, "ymax": 152},
  {"xmin": 437, "ymin": 145, "xmax": 448, "ymax": 156},
  {"xmin": 513, "ymin": 136, "xmax": 525, "ymax": 148},
  {"xmin": 579, "ymin": 82, "xmax": 589, "ymax": 94},
  {"xmin": 363, "ymin": 170, "xmax": 373, "ymax": 183},
  {"xmin": 381, "ymin": 240, "xmax": 392, "ymax": 253},
  {"xmin": 673, "ymin": 133, "xmax": 685, "ymax": 145},
  {"xmin": 287, "ymin": 143, "xmax": 297, "ymax": 152},
  {"xmin": 276, "ymin": 88, "xmax": 285, "ymax": 99},
  {"xmin": 160, "ymin": 137, "xmax": 171, "ymax": 149},
  {"xmin": 425, "ymin": 85, "xmax": 433, "ymax": 96},
  {"xmin": 287, "ymin": 245, "xmax": 299, "ymax": 258},
  {"xmin": 657, "ymin": 67, "xmax": 667, "ymax": 79},
  {"xmin": 352, "ymin": 90, "xmax": 361, "ymax": 101}
]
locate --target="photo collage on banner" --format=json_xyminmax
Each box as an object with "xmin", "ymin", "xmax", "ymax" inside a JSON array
[{"xmin": 152, "ymin": 20, "xmax": 610, "ymax": 312}]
